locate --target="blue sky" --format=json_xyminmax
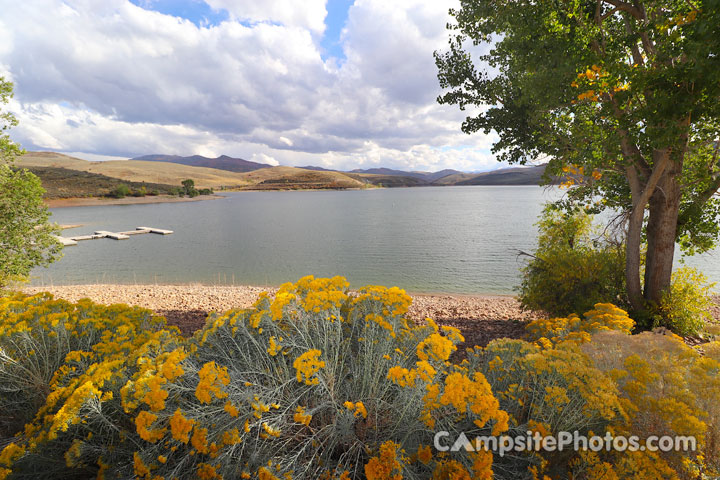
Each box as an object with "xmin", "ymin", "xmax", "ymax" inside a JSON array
[
  {"xmin": 129, "ymin": 0, "xmax": 230, "ymax": 26},
  {"xmin": 0, "ymin": 0, "xmax": 500, "ymax": 172},
  {"xmin": 130, "ymin": 0, "xmax": 353, "ymax": 60},
  {"xmin": 320, "ymin": 0, "xmax": 354, "ymax": 60}
]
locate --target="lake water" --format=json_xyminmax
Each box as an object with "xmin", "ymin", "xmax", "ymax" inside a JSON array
[{"xmin": 32, "ymin": 186, "xmax": 719, "ymax": 295}]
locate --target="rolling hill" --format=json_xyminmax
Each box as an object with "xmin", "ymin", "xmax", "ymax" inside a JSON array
[
  {"xmin": 127, "ymin": 152, "xmax": 551, "ymax": 186},
  {"xmin": 17, "ymin": 152, "xmax": 367, "ymax": 192},
  {"xmin": 18, "ymin": 152, "xmax": 554, "ymax": 198},
  {"xmin": 452, "ymin": 164, "xmax": 551, "ymax": 186},
  {"xmin": 18, "ymin": 152, "xmax": 254, "ymax": 188},
  {"xmin": 20, "ymin": 166, "xmax": 175, "ymax": 199}
]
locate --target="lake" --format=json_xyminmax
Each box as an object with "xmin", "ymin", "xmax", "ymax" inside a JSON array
[{"xmin": 32, "ymin": 186, "xmax": 719, "ymax": 295}]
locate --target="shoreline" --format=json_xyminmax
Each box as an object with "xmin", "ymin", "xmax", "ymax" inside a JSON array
[
  {"xmin": 26, "ymin": 281, "xmax": 518, "ymax": 299},
  {"xmin": 18, "ymin": 284, "xmax": 720, "ymax": 350},
  {"xmin": 20, "ymin": 284, "xmax": 539, "ymax": 348},
  {"xmin": 45, "ymin": 194, "xmax": 224, "ymax": 208}
]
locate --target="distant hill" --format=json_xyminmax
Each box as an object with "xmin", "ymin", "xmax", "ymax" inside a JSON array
[
  {"xmin": 133, "ymin": 154, "xmax": 269, "ymax": 173},
  {"xmin": 348, "ymin": 167, "xmax": 463, "ymax": 182},
  {"xmin": 347, "ymin": 165, "xmax": 550, "ymax": 186},
  {"xmin": 22, "ymin": 166, "xmax": 175, "ymax": 199},
  {"xmin": 452, "ymin": 164, "xmax": 551, "ymax": 186},
  {"xmin": 22, "ymin": 151, "xmax": 554, "ymax": 196},
  {"xmin": 19, "ymin": 152, "xmax": 366, "ymax": 192},
  {"xmin": 19, "ymin": 152, "xmax": 254, "ymax": 188},
  {"xmin": 298, "ymin": 165, "xmax": 335, "ymax": 172},
  {"xmin": 346, "ymin": 173, "xmax": 427, "ymax": 187},
  {"xmin": 139, "ymin": 153, "xmax": 548, "ymax": 186}
]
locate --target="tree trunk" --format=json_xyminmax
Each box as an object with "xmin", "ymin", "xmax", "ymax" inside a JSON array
[
  {"xmin": 644, "ymin": 156, "xmax": 683, "ymax": 305},
  {"xmin": 622, "ymin": 152, "xmax": 672, "ymax": 314},
  {"xmin": 626, "ymin": 199, "xmax": 646, "ymax": 312}
]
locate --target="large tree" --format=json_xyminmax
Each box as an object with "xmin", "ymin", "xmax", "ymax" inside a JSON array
[
  {"xmin": 0, "ymin": 77, "xmax": 61, "ymax": 287},
  {"xmin": 436, "ymin": 0, "xmax": 720, "ymax": 313}
]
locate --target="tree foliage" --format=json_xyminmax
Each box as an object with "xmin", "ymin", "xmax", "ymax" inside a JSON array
[
  {"xmin": 0, "ymin": 79, "xmax": 23, "ymax": 166},
  {"xmin": 0, "ymin": 77, "xmax": 61, "ymax": 287},
  {"xmin": 436, "ymin": 0, "xmax": 720, "ymax": 313}
]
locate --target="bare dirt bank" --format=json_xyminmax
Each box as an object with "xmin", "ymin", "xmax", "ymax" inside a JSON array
[{"xmin": 46, "ymin": 194, "xmax": 223, "ymax": 208}]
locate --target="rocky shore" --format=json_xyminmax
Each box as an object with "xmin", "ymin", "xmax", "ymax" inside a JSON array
[
  {"xmin": 22, "ymin": 284, "xmax": 541, "ymax": 350},
  {"xmin": 20, "ymin": 284, "xmax": 720, "ymax": 351}
]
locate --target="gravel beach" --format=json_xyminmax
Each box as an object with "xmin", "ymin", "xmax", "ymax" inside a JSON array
[
  {"xmin": 22, "ymin": 284, "xmax": 541, "ymax": 351},
  {"xmin": 21, "ymin": 284, "xmax": 720, "ymax": 351}
]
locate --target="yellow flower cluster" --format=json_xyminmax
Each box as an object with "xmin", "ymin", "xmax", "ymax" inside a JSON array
[
  {"xmin": 387, "ymin": 360, "xmax": 436, "ymax": 388},
  {"xmin": 365, "ymin": 441, "xmax": 406, "ymax": 480},
  {"xmin": 195, "ymin": 361, "xmax": 230, "ymax": 404},
  {"xmin": 354, "ymin": 285, "xmax": 412, "ymax": 319},
  {"xmin": 526, "ymin": 303, "xmax": 634, "ymax": 346},
  {"xmin": 135, "ymin": 410, "xmax": 166, "ymax": 443},
  {"xmin": 440, "ymin": 371, "xmax": 509, "ymax": 433},
  {"xmin": 293, "ymin": 349, "xmax": 326, "ymax": 385},
  {"xmin": 343, "ymin": 401, "xmax": 368, "ymax": 419},
  {"xmin": 293, "ymin": 406, "xmax": 312, "ymax": 426},
  {"xmin": 169, "ymin": 408, "xmax": 195, "ymax": 443},
  {"xmin": 284, "ymin": 275, "xmax": 350, "ymax": 314},
  {"xmin": 417, "ymin": 333, "xmax": 456, "ymax": 362}
]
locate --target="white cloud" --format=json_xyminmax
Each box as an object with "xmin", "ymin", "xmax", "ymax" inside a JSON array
[
  {"xmin": 250, "ymin": 152, "xmax": 279, "ymax": 166},
  {"xmin": 205, "ymin": 0, "xmax": 328, "ymax": 34},
  {"xmin": 0, "ymin": 0, "xmax": 500, "ymax": 173},
  {"xmin": 65, "ymin": 152, "xmax": 130, "ymax": 162}
]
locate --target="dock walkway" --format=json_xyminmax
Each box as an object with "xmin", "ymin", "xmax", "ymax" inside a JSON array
[{"xmin": 54, "ymin": 227, "xmax": 173, "ymax": 246}]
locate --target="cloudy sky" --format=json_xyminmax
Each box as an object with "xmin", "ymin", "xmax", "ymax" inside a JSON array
[{"xmin": 0, "ymin": 0, "xmax": 500, "ymax": 172}]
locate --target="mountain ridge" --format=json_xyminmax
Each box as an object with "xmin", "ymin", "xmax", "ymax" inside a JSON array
[{"xmin": 133, "ymin": 154, "xmax": 269, "ymax": 173}]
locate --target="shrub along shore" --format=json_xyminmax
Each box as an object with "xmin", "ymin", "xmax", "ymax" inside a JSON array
[
  {"xmin": 2, "ymin": 276, "xmax": 719, "ymax": 479},
  {"xmin": 22, "ymin": 283, "xmax": 719, "ymax": 340},
  {"xmin": 22, "ymin": 284, "xmax": 544, "ymax": 350}
]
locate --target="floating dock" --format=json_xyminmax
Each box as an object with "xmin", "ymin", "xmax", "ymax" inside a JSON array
[{"xmin": 55, "ymin": 227, "xmax": 173, "ymax": 246}]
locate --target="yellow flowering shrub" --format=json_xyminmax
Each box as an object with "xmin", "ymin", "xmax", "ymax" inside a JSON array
[
  {"xmin": 0, "ymin": 277, "xmax": 468, "ymax": 479},
  {"xmin": 526, "ymin": 302, "xmax": 634, "ymax": 346},
  {"xmin": 583, "ymin": 331, "xmax": 720, "ymax": 477},
  {"xmin": 0, "ymin": 293, "xmax": 167, "ymax": 438},
  {"xmin": 461, "ymin": 338, "xmax": 625, "ymax": 478},
  {"xmin": 2, "ymin": 285, "xmax": 715, "ymax": 480}
]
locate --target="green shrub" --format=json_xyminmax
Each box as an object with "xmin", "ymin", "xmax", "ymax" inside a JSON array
[
  {"xmin": 109, "ymin": 183, "xmax": 130, "ymax": 198},
  {"xmin": 519, "ymin": 205, "xmax": 626, "ymax": 317},
  {"xmin": 132, "ymin": 186, "xmax": 147, "ymax": 197},
  {"xmin": 654, "ymin": 266, "xmax": 716, "ymax": 336}
]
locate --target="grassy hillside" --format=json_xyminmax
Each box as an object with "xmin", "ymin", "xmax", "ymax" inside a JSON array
[
  {"xmin": 455, "ymin": 165, "xmax": 549, "ymax": 186},
  {"xmin": 431, "ymin": 172, "xmax": 480, "ymax": 185},
  {"xmin": 18, "ymin": 152, "xmax": 555, "ymax": 195},
  {"xmin": 433, "ymin": 164, "xmax": 554, "ymax": 186},
  {"xmin": 346, "ymin": 173, "xmax": 427, "ymax": 187},
  {"xmin": 22, "ymin": 166, "xmax": 175, "ymax": 199},
  {"xmin": 18, "ymin": 152, "xmax": 368, "ymax": 193},
  {"xmin": 239, "ymin": 166, "xmax": 366, "ymax": 189},
  {"xmin": 18, "ymin": 152, "xmax": 253, "ymax": 189}
]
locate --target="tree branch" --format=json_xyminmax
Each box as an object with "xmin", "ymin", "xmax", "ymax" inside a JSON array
[{"xmin": 602, "ymin": 0, "xmax": 644, "ymax": 20}]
